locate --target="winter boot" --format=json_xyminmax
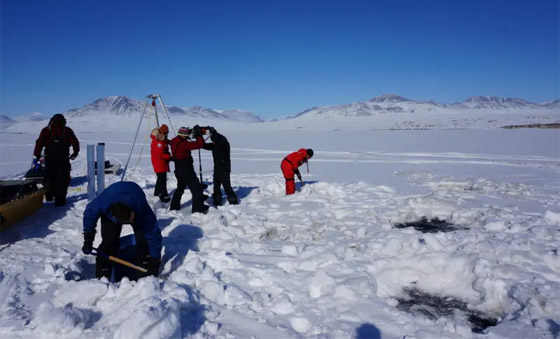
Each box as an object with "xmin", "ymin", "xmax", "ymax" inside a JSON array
[
  {"xmin": 227, "ymin": 195, "xmax": 239, "ymax": 205},
  {"xmin": 212, "ymin": 193, "xmax": 223, "ymax": 206}
]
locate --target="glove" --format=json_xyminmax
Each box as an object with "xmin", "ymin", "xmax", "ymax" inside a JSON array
[
  {"xmin": 32, "ymin": 156, "xmax": 40, "ymax": 170},
  {"xmin": 209, "ymin": 127, "xmax": 216, "ymax": 135},
  {"xmin": 147, "ymin": 257, "xmax": 161, "ymax": 277},
  {"xmin": 69, "ymin": 152, "xmax": 78, "ymax": 160},
  {"xmin": 192, "ymin": 125, "xmax": 203, "ymax": 137},
  {"xmin": 82, "ymin": 231, "xmax": 95, "ymax": 255}
]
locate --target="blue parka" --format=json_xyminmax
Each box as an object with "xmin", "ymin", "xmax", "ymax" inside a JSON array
[{"xmin": 83, "ymin": 181, "xmax": 162, "ymax": 259}]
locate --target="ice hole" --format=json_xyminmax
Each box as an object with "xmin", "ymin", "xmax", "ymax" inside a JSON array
[
  {"xmin": 394, "ymin": 217, "xmax": 466, "ymax": 233},
  {"xmin": 395, "ymin": 288, "xmax": 499, "ymax": 333}
]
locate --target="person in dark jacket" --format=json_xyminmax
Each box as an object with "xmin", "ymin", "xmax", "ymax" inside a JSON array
[
  {"xmin": 81, "ymin": 181, "xmax": 162, "ymax": 279},
  {"xmin": 33, "ymin": 113, "xmax": 79, "ymax": 206},
  {"xmin": 169, "ymin": 125, "xmax": 208, "ymax": 213},
  {"xmin": 281, "ymin": 148, "xmax": 314, "ymax": 195},
  {"xmin": 203, "ymin": 127, "xmax": 238, "ymax": 205},
  {"xmin": 150, "ymin": 124, "xmax": 171, "ymax": 202}
]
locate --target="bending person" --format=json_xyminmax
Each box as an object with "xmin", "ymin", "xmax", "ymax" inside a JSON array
[
  {"xmin": 281, "ymin": 148, "xmax": 314, "ymax": 195},
  {"xmin": 82, "ymin": 181, "xmax": 162, "ymax": 279}
]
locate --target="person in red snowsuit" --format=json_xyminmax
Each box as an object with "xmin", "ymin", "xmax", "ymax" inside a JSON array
[
  {"xmin": 150, "ymin": 124, "xmax": 171, "ymax": 202},
  {"xmin": 169, "ymin": 125, "xmax": 208, "ymax": 213},
  {"xmin": 281, "ymin": 148, "xmax": 314, "ymax": 195},
  {"xmin": 34, "ymin": 114, "xmax": 79, "ymax": 206}
]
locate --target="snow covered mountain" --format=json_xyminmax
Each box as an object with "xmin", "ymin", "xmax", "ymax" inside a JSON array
[
  {"xmin": 14, "ymin": 112, "xmax": 50, "ymax": 122},
  {"xmin": 0, "ymin": 115, "xmax": 16, "ymax": 128},
  {"xmin": 219, "ymin": 109, "xmax": 264, "ymax": 123},
  {"xmin": 64, "ymin": 96, "xmax": 262, "ymax": 123},
  {"xmin": 289, "ymin": 94, "xmax": 558, "ymax": 120},
  {"xmin": 448, "ymin": 96, "xmax": 540, "ymax": 110},
  {"xmin": 66, "ymin": 96, "xmax": 145, "ymax": 118}
]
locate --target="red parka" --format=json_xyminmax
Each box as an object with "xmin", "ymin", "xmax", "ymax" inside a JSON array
[
  {"xmin": 150, "ymin": 134, "xmax": 171, "ymax": 173},
  {"xmin": 281, "ymin": 148, "xmax": 308, "ymax": 195},
  {"xmin": 283, "ymin": 148, "xmax": 308, "ymax": 172},
  {"xmin": 170, "ymin": 135, "xmax": 204, "ymax": 161}
]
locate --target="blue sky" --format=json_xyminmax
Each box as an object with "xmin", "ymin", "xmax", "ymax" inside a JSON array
[{"xmin": 1, "ymin": 0, "xmax": 558, "ymax": 119}]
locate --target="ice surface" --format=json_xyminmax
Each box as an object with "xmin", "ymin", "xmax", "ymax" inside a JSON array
[{"xmin": 0, "ymin": 117, "xmax": 559, "ymax": 338}]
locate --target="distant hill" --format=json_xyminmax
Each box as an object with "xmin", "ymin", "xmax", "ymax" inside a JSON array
[
  {"xmin": 287, "ymin": 94, "xmax": 559, "ymax": 120},
  {"xmin": 0, "ymin": 115, "xmax": 16, "ymax": 128},
  {"xmin": 64, "ymin": 96, "xmax": 263, "ymax": 122}
]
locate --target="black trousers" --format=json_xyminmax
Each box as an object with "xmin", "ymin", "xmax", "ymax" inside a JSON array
[
  {"xmin": 154, "ymin": 172, "xmax": 168, "ymax": 197},
  {"xmin": 213, "ymin": 170, "xmax": 237, "ymax": 204},
  {"xmin": 171, "ymin": 160, "xmax": 206, "ymax": 213},
  {"xmin": 44, "ymin": 157, "xmax": 70, "ymax": 205},
  {"xmin": 95, "ymin": 217, "xmax": 150, "ymax": 279}
]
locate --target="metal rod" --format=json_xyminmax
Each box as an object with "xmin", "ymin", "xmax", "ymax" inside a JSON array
[
  {"xmin": 153, "ymin": 98, "xmax": 160, "ymax": 127},
  {"xmin": 121, "ymin": 98, "xmax": 148, "ymax": 181},
  {"xmin": 157, "ymin": 96, "xmax": 176, "ymax": 136},
  {"xmin": 198, "ymin": 149, "xmax": 203, "ymax": 183}
]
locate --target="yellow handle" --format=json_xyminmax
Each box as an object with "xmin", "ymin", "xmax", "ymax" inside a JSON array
[{"xmin": 107, "ymin": 255, "xmax": 148, "ymax": 273}]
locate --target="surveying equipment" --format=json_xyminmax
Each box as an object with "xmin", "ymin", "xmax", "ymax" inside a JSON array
[{"xmin": 121, "ymin": 94, "xmax": 175, "ymax": 181}]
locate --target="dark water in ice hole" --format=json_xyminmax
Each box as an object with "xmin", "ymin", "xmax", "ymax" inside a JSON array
[
  {"xmin": 396, "ymin": 288, "xmax": 499, "ymax": 333},
  {"xmin": 394, "ymin": 217, "xmax": 468, "ymax": 233}
]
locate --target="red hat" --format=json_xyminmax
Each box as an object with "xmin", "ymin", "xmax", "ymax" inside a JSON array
[{"xmin": 159, "ymin": 124, "xmax": 169, "ymax": 134}]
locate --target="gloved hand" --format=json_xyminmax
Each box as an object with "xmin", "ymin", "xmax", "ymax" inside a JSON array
[
  {"xmin": 69, "ymin": 152, "xmax": 78, "ymax": 160},
  {"xmin": 147, "ymin": 257, "xmax": 161, "ymax": 277},
  {"xmin": 82, "ymin": 231, "xmax": 95, "ymax": 255},
  {"xmin": 209, "ymin": 127, "xmax": 216, "ymax": 135},
  {"xmin": 192, "ymin": 125, "xmax": 203, "ymax": 137},
  {"xmin": 32, "ymin": 156, "xmax": 40, "ymax": 170}
]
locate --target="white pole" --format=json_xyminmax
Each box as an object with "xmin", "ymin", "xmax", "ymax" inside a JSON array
[
  {"xmin": 97, "ymin": 143, "xmax": 105, "ymax": 194},
  {"xmin": 87, "ymin": 145, "xmax": 96, "ymax": 201}
]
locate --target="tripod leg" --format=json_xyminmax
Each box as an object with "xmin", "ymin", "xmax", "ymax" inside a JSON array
[{"xmin": 121, "ymin": 98, "xmax": 148, "ymax": 181}]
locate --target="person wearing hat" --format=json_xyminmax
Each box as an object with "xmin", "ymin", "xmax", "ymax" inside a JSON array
[
  {"xmin": 281, "ymin": 148, "xmax": 314, "ymax": 195},
  {"xmin": 203, "ymin": 127, "xmax": 239, "ymax": 206},
  {"xmin": 150, "ymin": 124, "xmax": 171, "ymax": 202},
  {"xmin": 169, "ymin": 125, "xmax": 209, "ymax": 213},
  {"xmin": 33, "ymin": 113, "xmax": 80, "ymax": 206}
]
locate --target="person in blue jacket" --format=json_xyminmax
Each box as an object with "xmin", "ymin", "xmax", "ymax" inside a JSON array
[{"xmin": 81, "ymin": 181, "xmax": 162, "ymax": 279}]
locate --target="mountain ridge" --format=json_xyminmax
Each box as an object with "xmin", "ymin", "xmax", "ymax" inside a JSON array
[
  {"xmin": 64, "ymin": 96, "xmax": 263, "ymax": 123},
  {"xmin": 287, "ymin": 94, "xmax": 559, "ymax": 120}
]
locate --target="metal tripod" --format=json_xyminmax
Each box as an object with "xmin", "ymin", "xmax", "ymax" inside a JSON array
[{"xmin": 121, "ymin": 94, "xmax": 175, "ymax": 181}]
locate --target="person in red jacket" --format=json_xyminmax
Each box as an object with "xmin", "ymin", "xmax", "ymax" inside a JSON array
[
  {"xmin": 34, "ymin": 114, "xmax": 79, "ymax": 206},
  {"xmin": 150, "ymin": 124, "xmax": 171, "ymax": 202},
  {"xmin": 281, "ymin": 148, "xmax": 314, "ymax": 195},
  {"xmin": 169, "ymin": 125, "xmax": 208, "ymax": 213}
]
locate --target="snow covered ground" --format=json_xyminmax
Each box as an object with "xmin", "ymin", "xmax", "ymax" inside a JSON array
[{"xmin": 0, "ymin": 118, "xmax": 559, "ymax": 338}]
